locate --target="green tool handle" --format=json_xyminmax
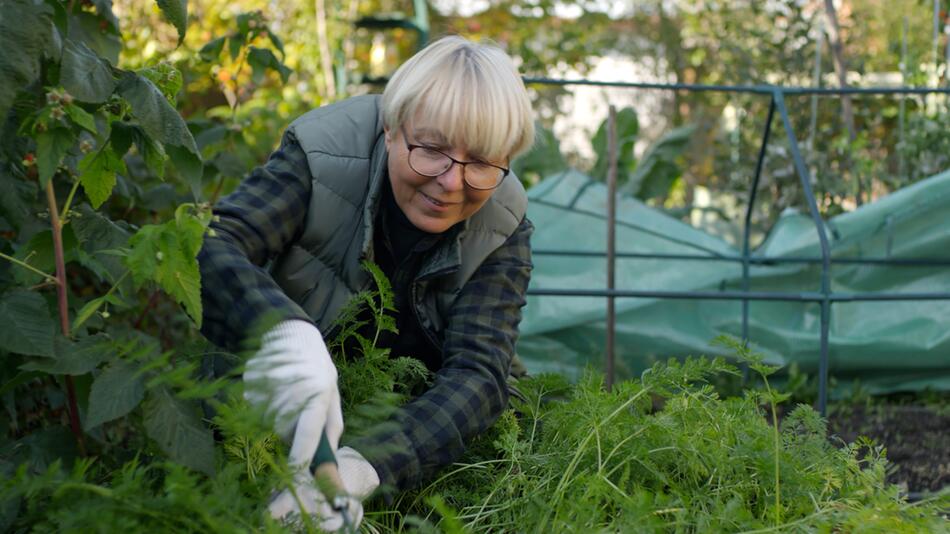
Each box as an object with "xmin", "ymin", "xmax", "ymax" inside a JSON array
[{"xmin": 309, "ymin": 430, "xmax": 345, "ymax": 502}]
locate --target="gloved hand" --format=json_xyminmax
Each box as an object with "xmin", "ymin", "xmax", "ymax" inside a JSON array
[
  {"xmin": 245, "ymin": 320, "xmax": 351, "ymax": 527},
  {"xmin": 266, "ymin": 464, "xmax": 363, "ymax": 531},
  {"xmin": 244, "ymin": 319, "xmax": 343, "ymax": 445},
  {"xmin": 267, "ymin": 445, "xmax": 377, "ymax": 530},
  {"xmin": 336, "ymin": 446, "xmax": 380, "ymax": 500}
]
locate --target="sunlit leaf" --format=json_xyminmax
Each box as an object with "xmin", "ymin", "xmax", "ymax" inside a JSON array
[
  {"xmin": 65, "ymin": 103, "xmax": 97, "ymax": 134},
  {"xmin": 79, "ymin": 145, "xmax": 126, "ymax": 208},
  {"xmin": 138, "ymin": 62, "xmax": 183, "ymax": 105},
  {"xmin": 125, "ymin": 210, "xmax": 206, "ymax": 326}
]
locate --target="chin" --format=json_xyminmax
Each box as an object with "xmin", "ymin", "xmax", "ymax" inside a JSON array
[{"xmin": 405, "ymin": 211, "xmax": 454, "ymax": 234}]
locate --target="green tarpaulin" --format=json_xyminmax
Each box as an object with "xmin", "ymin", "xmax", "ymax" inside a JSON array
[{"xmin": 517, "ymin": 168, "xmax": 950, "ymax": 394}]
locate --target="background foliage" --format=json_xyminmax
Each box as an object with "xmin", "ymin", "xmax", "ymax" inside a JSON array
[{"xmin": 1, "ymin": 0, "xmax": 948, "ymax": 531}]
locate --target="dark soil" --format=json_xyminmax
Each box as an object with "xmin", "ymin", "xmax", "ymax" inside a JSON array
[{"xmin": 826, "ymin": 403, "xmax": 950, "ymax": 494}]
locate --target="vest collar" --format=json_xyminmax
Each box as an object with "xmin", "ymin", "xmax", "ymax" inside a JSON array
[{"xmin": 360, "ymin": 130, "xmax": 390, "ymax": 261}]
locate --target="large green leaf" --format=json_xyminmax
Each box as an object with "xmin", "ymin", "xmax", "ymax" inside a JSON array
[
  {"xmin": 117, "ymin": 72, "xmax": 198, "ymax": 155},
  {"xmin": 138, "ymin": 133, "xmax": 168, "ymax": 180},
  {"xmin": 67, "ymin": 11, "xmax": 120, "ymax": 64},
  {"xmin": 79, "ymin": 145, "xmax": 126, "ymax": 208},
  {"xmin": 112, "ymin": 122, "xmax": 167, "ymax": 179},
  {"xmin": 85, "ymin": 360, "xmax": 144, "ymax": 429},
  {"xmin": 36, "ymin": 128, "xmax": 75, "ymax": 187},
  {"xmin": 591, "ymin": 107, "xmax": 639, "ymax": 183},
  {"xmin": 19, "ymin": 333, "xmax": 112, "ymax": 375},
  {"xmin": 72, "ymin": 203, "xmax": 131, "ymax": 283},
  {"xmin": 0, "ymin": 168, "xmax": 38, "ymax": 232},
  {"xmin": 0, "ymin": 290, "xmax": 56, "ymax": 358},
  {"xmin": 60, "ymin": 40, "xmax": 116, "ymax": 104},
  {"xmin": 125, "ymin": 212, "xmax": 205, "ymax": 326},
  {"xmin": 143, "ymin": 387, "xmax": 215, "ymax": 475},
  {"xmin": 0, "ymin": 0, "xmax": 53, "ymax": 120},
  {"xmin": 166, "ymin": 144, "xmax": 202, "ymax": 198},
  {"xmin": 624, "ymin": 125, "xmax": 696, "ymax": 201},
  {"xmin": 511, "ymin": 123, "xmax": 567, "ymax": 184},
  {"xmin": 155, "ymin": 0, "xmax": 188, "ymax": 45}
]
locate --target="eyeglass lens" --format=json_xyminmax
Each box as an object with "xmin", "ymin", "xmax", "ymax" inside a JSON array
[{"xmin": 409, "ymin": 147, "xmax": 503, "ymax": 189}]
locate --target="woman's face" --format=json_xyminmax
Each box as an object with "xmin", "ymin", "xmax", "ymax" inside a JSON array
[{"xmin": 385, "ymin": 123, "xmax": 498, "ymax": 234}]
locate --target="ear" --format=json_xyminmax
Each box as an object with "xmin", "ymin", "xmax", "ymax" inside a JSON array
[{"xmin": 383, "ymin": 126, "xmax": 392, "ymax": 144}]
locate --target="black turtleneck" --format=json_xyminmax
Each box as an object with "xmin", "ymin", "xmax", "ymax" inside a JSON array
[{"xmin": 362, "ymin": 179, "xmax": 444, "ymax": 371}]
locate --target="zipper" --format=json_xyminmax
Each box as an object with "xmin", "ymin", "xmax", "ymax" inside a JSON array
[{"xmin": 410, "ymin": 278, "xmax": 446, "ymax": 352}]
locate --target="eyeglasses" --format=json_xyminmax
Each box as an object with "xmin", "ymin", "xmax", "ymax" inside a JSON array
[{"xmin": 401, "ymin": 126, "xmax": 509, "ymax": 190}]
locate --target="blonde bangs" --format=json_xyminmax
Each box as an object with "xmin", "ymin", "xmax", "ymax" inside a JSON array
[{"xmin": 383, "ymin": 36, "xmax": 535, "ymax": 163}]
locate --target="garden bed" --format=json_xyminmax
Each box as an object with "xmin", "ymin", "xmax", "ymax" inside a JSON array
[{"xmin": 828, "ymin": 403, "xmax": 950, "ymax": 495}]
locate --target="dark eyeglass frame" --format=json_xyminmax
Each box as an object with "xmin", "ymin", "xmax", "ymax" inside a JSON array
[{"xmin": 400, "ymin": 125, "xmax": 510, "ymax": 191}]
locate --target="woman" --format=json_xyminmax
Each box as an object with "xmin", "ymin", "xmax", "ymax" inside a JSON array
[{"xmin": 198, "ymin": 35, "xmax": 535, "ymax": 527}]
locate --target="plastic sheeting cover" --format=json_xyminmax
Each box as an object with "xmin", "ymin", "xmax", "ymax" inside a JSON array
[{"xmin": 517, "ymin": 168, "xmax": 950, "ymax": 393}]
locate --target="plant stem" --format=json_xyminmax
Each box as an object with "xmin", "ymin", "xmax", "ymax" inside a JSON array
[
  {"xmin": 230, "ymin": 47, "xmax": 249, "ymax": 123},
  {"xmin": 134, "ymin": 290, "xmax": 161, "ymax": 329},
  {"xmin": 45, "ymin": 181, "xmax": 86, "ymax": 456},
  {"xmin": 60, "ymin": 178, "xmax": 82, "ymax": 223},
  {"xmin": 210, "ymin": 173, "xmax": 227, "ymax": 204},
  {"xmin": 0, "ymin": 252, "xmax": 58, "ymax": 284},
  {"xmin": 763, "ymin": 377, "xmax": 781, "ymax": 526}
]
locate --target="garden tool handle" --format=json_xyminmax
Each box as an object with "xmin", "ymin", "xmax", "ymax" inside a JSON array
[
  {"xmin": 310, "ymin": 429, "xmax": 346, "ymax": 500},
  {"xmin": 309, "ymin": 430, "xmax": 356, "ymax": 533}
]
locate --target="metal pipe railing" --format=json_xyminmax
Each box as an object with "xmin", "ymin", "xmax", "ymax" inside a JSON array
[{"xmin": 523, "ymin": 78, "xmax": 950, "ymax": 414}]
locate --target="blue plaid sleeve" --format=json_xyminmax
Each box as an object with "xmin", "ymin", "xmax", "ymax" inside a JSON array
[
  {"xmin": 352, "ymin": 216, "xmax": 534, "ymax": 491},
  {"xmin": 198, "ymin": 131, "xmax": 314, "ymax": 349}
]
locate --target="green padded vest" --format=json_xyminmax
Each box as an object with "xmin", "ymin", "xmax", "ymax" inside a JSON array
[{"xmin": 268, "ymin": 95, "xmax": 528, "ymax": 346}]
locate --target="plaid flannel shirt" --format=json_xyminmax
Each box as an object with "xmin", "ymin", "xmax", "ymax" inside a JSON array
[{"xmin": 198, "ymin": 133, "xmax": 534, "ymax": 491}]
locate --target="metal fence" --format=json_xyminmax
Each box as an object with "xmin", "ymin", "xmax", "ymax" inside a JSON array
[{"xmin": 522, "ymin": 78, "xmax": 950, "ymax": 414}]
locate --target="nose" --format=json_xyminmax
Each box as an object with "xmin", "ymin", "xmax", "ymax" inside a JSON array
[{"xmin": 436, "ymin": 161, "xmax": 465, "ymax": 192}]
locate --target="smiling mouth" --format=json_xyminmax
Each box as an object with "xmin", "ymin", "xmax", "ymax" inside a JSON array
[{"xmin": 422, "ymin": 192, "xmax": 452, "ymax": 207}]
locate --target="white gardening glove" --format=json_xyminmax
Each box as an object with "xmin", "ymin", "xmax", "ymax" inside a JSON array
[
  {"xmin": 336, "ymin": 446, "xmax": 381, "ymax": 500},
  {"xmin": 243, "ymin": 319, "xmax": 343, "ymax": 445},
  {"xmin": 244, "ymin": 320, "xmax": 351, "ymax": 527},
  {"xmin": 266, "ymin": 467, "xmax": 363, "ymax": 531},
  {"xmin": 267, "ymin": 445, "xmax": 378, "ymax": 530},
  {"xmin": 267, "ymin": 415, "xmax": 364, "ymax": 529}
]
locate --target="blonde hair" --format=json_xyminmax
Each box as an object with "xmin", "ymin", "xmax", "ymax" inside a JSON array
[{"xmin": 381, "ymin": 35, "xmax": 535, "ymax": 162}]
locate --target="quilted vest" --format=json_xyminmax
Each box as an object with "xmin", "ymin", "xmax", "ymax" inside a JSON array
[{"xmin": 268, "ymin": 95, "xmax": 527, "ymax": 344}]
